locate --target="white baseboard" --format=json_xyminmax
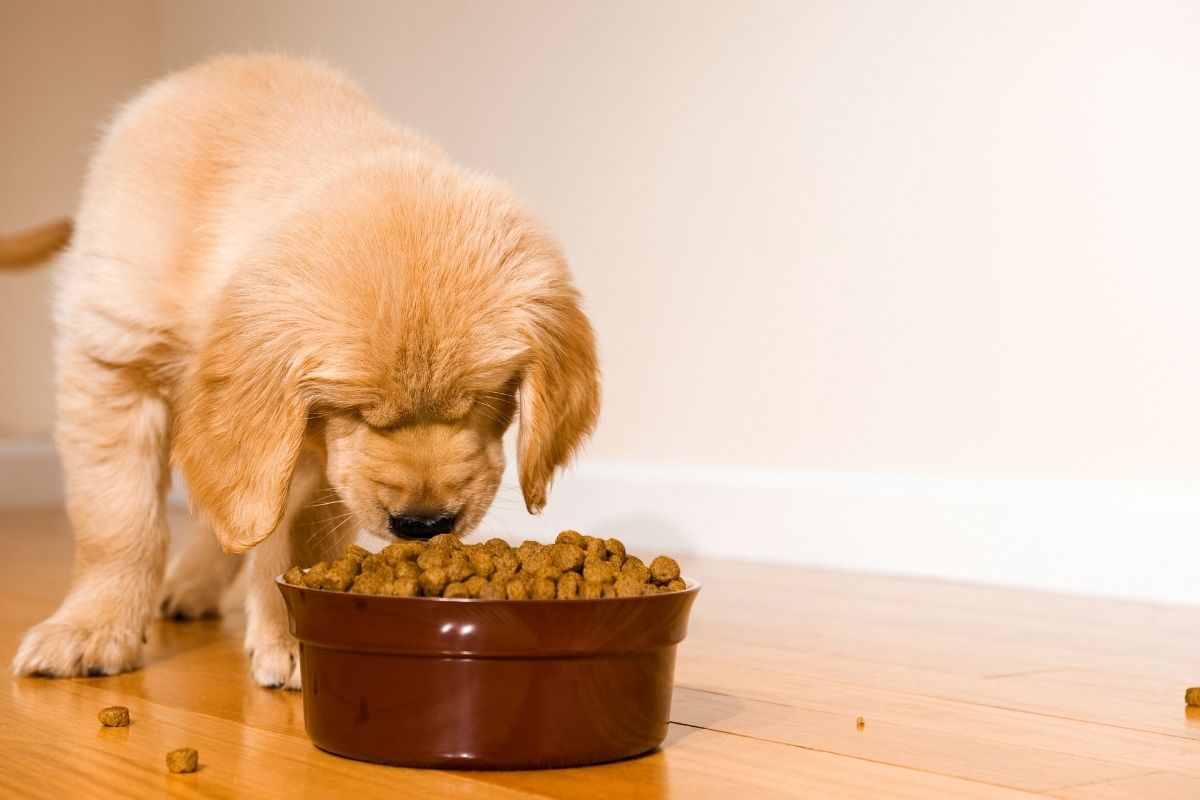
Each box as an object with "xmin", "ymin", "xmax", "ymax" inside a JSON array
[{"xmin": 4, "ymin": 438, "xmax": 1197, "ymax": 606}]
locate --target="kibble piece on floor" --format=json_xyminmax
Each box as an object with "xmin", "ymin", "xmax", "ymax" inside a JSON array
[
  {"xmin": 166, "ymin": 747, "xmax": 199, "ymax": 774},
  {"xmin": 98, "ymin": 706, "xmax": 130, "ymax": 727},
  {"xmin": 1186, "ymin": 687, "xmax": 1200, "ymax": 706},
  {"xmin": 856, "ymin": 716, "xmax": 865, "ymax": 729}
]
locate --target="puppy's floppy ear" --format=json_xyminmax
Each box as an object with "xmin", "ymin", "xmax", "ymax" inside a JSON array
[
  {"xmin": 517, "ymin": 284, "xmax": 601, "ymax": 514},
  {"xmin": 173, "ymin": 313, "xmax": 311, "ymax": 554}
]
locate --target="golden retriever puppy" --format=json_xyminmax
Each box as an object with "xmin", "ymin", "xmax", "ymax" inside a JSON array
[{"xmin": 9, "ymin": 54, "xmax": 599, "ymax": 688}]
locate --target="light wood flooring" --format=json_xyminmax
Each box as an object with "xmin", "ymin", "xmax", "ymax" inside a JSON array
[{"xmin": 0, "ymin": 507, "xmax": 1197, "ymax": 798}]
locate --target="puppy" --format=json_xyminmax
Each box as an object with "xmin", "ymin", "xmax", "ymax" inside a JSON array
[{"xmin": 8, "ymin": 54, "xmax": 600, "ymax": 688}]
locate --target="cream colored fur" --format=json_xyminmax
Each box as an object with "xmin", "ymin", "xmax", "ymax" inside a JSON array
[{"xmin": 11, "ymin": 54, "xmax": 599, "ymax": 688}]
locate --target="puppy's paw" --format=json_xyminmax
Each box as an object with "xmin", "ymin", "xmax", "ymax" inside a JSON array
[
  {"xmin": 247, "ymin": 636, "xmax": 301, "ymax": 690},
  {"xmin": 159, "ymin": 576, "xmax": 223, "ymax": 621},
  {"xmin": 12, "ymin": 618, "xmax": 143, "ymax": 678}
]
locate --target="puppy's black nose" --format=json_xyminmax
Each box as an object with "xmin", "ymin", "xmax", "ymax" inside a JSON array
[{"xmin": 389, "ymin": 514, "xmax": 457, "ymax": 539}]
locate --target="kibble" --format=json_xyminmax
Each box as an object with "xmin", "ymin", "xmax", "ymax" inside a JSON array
[
  {"xmin": 548, "ymin": 542, "xmax": 585, "ymax": 572},
  {"xmin": 418, "ymin": 567, "xmax": 449, "ymax": 596},
  {"xmin": 557, "ymin": 572, "xmax": 581, "ymax": 599},
  {"xmin": 649, "ymin": 556, "xmax": 681, "ymax": 584},
  {"xmin": 463, "ymin": 575, "xmax": 489, "ymax": 598},
  {"xmin": 580, "ymin": 580, "xmax": 605, "ymax": 599},
  {"xmin": 381, "ymin": 541, "xmax": 423, "ymax": 562},
  {"xmin": 445, "ymin": 552, "xmax": 473, "ymax": 582},
  {"xmin": 614, "ymin": 573, "xmax": 646, "ymax": 597},
  {"xmin": 1187, "ymin": 687, "xmax": 1200, "ymax": 707},
  {"xmin": 583, "ymin": 536, "xmax": 606, "ymax": 561},
  {"xmin": 582, "ymin": 558, "xmax": 616, "ymax": 584},
  {"xmin": 98, "ymin": 706, "xmax": 130, "ymax": 727},
  {"xmin": 166, "ymin": 747, "xmax": 198, "ymax": 774},
  {"xmin": 555, "ymin": 529, "xmax": 584, "ymax": 547},
  {"xmin": 285, "ymin": 538, "xmax": 686, "ymax": 600},
  {"xmin": 604, "ymin": 538, "xmax": 626, "ymax": 563}
]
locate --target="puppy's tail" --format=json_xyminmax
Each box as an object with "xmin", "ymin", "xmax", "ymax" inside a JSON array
[{"xmin": 0, "ymin": 218, "xmax": 74, "ymax": 269}]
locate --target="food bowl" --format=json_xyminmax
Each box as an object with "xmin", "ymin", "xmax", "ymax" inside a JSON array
[{"xmin": 276, "ymin": 577, "xmax": 700, "ymax": 769}]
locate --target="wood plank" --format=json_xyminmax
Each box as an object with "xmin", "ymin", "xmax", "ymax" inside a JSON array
[
  {"xmin": 676, "ymin": 638, "xmax": 1200, "ymax": 740},
  {"xmin": 1050, "ymin": 772, "xmax": 1200, "ymax": 800},
  {"xmin": 465, "ymin": 726, "xmax": 1043, "ymax": 800},
  {"xmin": 670, "ymin": 687, "xmax": 1150, "ymax": 792},
  {"xmin": 2, "ymin": 507, "xmax": 1198, "ymax": 798}
]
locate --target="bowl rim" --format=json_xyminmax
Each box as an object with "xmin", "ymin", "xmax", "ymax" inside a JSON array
[{"xmin": 274, "ymin": 574, "xmax": 701, "ymax": 602}]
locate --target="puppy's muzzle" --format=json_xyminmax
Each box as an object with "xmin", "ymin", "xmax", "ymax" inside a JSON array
[{"xmin": 389, "ymin": 514, "xmax": 457, "ymax": 539}]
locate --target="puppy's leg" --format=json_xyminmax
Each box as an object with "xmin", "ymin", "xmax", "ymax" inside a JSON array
[
  {"xmin": 243, "ymin": 449, "xmax": 330, "ymax": 690},
  {"xmin": 13, "ymin": 349, "xmax": 171, "ymax": 677},
  {"xmin": 160, "ymin": 517, "xmax": 244, "ymax": 620}
]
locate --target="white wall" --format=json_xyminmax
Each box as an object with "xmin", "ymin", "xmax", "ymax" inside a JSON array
[
  {"xmin": 0, "ymin": 0, "xmax": 162, "ymax": 435},
  {"xmin": 3, "ymin": 2, "xmax": 1199, "ymax": 602},
  {"xmin": 156, "ymin": 0, "xmax": 1200, "ymax": 490}
]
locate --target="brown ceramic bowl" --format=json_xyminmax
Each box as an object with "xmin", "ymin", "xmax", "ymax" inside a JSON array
[{"xmin": 276, "ymin": 577, "xmax": 700, "ymax": 769}]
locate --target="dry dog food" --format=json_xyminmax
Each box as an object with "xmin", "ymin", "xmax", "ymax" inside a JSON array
[
  {"xmin": 97, "ymin": 706, "xmax": 130, "ymax": 727},
  {"xmin": 166, "ymin": 747, "xmax": 199, "ymax": 774},
  {"xmin": 284, "ymin": 532, "xmax": 686, "ymax": 600},
  {"xmin": 1187, "ymin": 687, "xmax": 1200, "ymax": 707}
]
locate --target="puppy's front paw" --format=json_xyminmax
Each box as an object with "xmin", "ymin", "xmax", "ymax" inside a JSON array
[
  {"xmin": 247, "ymin": 636, "xmax": 301, "ymax": 690},
  {"xmin": 12, "ymin": 618, "xmax": 143, "ymax": 678}
]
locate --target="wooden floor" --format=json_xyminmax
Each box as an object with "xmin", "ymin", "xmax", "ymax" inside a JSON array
[{"xmin": 0, "ymin": 508, "xmax": 1197, "ymax": 799}]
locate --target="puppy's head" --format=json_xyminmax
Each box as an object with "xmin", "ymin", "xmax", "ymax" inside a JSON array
[{"xmin": 174, "ymin": 159, "xmax": 600, "ymax": 553}]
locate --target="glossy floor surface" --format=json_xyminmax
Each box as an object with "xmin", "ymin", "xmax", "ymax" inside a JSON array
[{"xmin": 1, "ymin": 507, "xmax": 1197, "ymax": 798}]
